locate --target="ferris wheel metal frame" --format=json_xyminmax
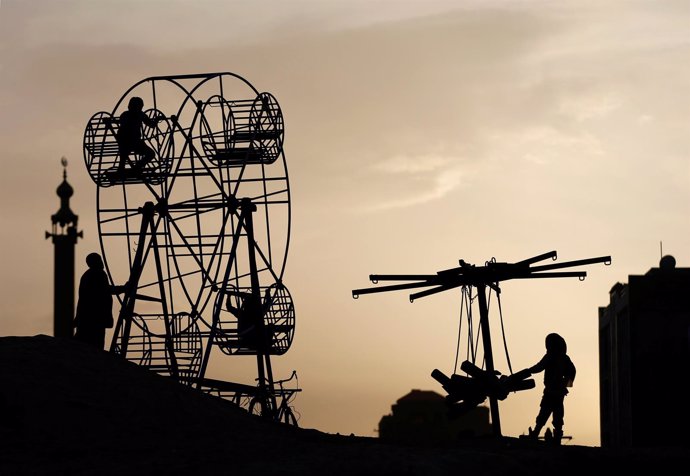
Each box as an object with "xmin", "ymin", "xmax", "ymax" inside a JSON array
[{"xmin": 83, "ymin": 72, "xmax": 298, "ymax": 423}]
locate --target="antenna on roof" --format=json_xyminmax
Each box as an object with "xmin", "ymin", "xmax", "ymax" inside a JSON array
[{"xmin": 660, "ymin": 241, "xmax": 663, "ymax": 260}]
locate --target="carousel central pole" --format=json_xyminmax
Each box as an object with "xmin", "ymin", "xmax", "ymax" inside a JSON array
[{"xmin": 476, "ymin": 284, "xmax": 501, "ymax": 437}]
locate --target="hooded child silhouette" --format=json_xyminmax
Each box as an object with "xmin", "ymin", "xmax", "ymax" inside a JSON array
[{"xmin": 525, "ymin": 333, "xmax": 576, "ymax": 444}]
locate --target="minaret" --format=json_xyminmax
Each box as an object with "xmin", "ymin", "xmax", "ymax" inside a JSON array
[{"xmin": 46, "ymin": 157, "xmax": 83, "ymax": 338}]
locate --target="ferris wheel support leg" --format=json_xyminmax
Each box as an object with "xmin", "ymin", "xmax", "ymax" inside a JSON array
[
  {"xmin": 196, "ymin": 211, "xmax": 248, "ymax": 388},
  {"xmin": 255, "ymin": 353, "xmax": 269, "ymax": 416},
  {"xmin": 196, "ymin": 316, "xmax": 217, "ymax": 389},
  {"xmin": 110, "ymin": 202, "xmax": 156, "ymax": 355},
  {"xmin": 477, "ymin": 284, "xmax": 502, "ymax": 437},
  {"xmin": 264, "ymin": 353, "xmax": 277, "ymax": 413},
  {"xmin": 252, "ymin": 352, "xmax": 277, "ymax": 420},
  {"xmin": 150, "ymin": 221, "xmax": 179, "ymax": 380},
  {"xmin": 243, "ymin": 198, "xmax": 277, "ymax": 419}
]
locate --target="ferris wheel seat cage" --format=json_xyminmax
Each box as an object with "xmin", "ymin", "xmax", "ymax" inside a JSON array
[
  {"xmin": 213, "ymin": 283, "xmax": 295, "ymax": 356},
  {"xmin": 83, "ymin": 111, "xmax": 173, "ymax": 187},
  {"xmin": 101, "ymin": 166, "xmax": 167, "ymax": 187},
  {"xmin": 209, "ymin": 144, "xmax": 279, "ymax": 166},
  {"xmin": 200, "ymin": 128, "xmax": 284, "ymax": 167},
  {"xmin": 214, "ymin": 316, "xmax": 294, "ymax": 356},
  {"xmin": 199, "ymin": 91, "xmax": 284, "ymax": 167}
]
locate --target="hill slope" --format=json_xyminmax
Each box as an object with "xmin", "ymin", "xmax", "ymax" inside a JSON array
[{"xmin": 0, "ymin": 335, "xmax": 686, "ymax": 475}]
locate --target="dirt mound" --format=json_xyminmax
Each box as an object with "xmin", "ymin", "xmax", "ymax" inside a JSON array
[{"xmin": 0, "ymin": 335, "xmax": 686, "ymax": 475}]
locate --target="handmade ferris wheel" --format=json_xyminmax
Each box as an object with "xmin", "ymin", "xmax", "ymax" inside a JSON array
[{"xmin": 83, "ymin": 73, "xmax": 297, "ymax": 421}]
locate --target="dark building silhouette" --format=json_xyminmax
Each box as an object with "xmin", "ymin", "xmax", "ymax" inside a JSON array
[
  {"xmin": 599, "ymin": 256, "xmax": 690, "ymax": 447},
  {"xmin": 45, "ymin": 158, "xmax": 82, "ymax": 339},
  {"xmin": 378, "ymin": 389, "xmax": 491, "ymax": 444}
]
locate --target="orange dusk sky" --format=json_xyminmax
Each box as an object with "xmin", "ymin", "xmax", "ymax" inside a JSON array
[{"xmin": 1, "ymin": 0, "xmax": 689, "ymax": 446}]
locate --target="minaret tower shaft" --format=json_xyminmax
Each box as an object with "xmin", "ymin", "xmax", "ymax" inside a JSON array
[{"xmin": 45, "ymin": 157, "xmax": 83, "ymax": 338}]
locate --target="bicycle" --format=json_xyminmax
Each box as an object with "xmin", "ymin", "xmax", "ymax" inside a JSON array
[{"xmin": 248, "ymin": 370, "xmax": 301, "ymax": 426}]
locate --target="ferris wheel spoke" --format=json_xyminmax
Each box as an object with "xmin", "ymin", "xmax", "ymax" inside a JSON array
[
  {"xmin": 170, "ymin": 204, "xmax": 232, "ymax": 222},
  {"xmin": 231, "ymin": 164, "xmax": 248, "ymax": 198},
  {"xmin": 190, "ymin": 153, "xmax": 206, "ymax": 271},
  {"xmin": 191, "ymin": 206, "xmax": 233, "ymax": 309},
  {"xmin": 127, "ymin": 218, "xmax": 164, "ymax": 294},
  {"xmin": 167, "ymin": 117, "xmax": 231, "ymax": 205},
  {"xmin": 227, "ymin": 176, "xmax": 288, "ymax": 185},
  {"xmin": 248, "ymin": 236, "xmax": 281, "ymax": 284},
  {"xmin": 227, "ymin": 265, "xmax": 272, "ymax": 283},
  {"xmin": 257, "ymin": 161, "xmax": 272, "ymax": 268},
  {"xmin": 167, "ymin": 191, "xmax": 225, "ymax": 207},
  {"xmin": 164, "ymin": 121, "xmax": 200, "ymax": 197},
  {"xmin": 137, "ymin": 267, "xmax": 203, "ymax": 290},
  {"xmin": 165, "ymin": 148, "xmax": 186, "ymax": 196},
  {"xmin": 248, "ymin": 188, "xmax": 289, "ymax": 203},
  {"xmin": 138, "ymin": 181, "xmax": 162, "ymax": 203},
  {"xmin": 165, "ymin": 214, "xmax": 221, "ymax": 288},
  {"xmin": 165, "ymin": 203, "xmax": 233, "ymax": 269},
  {"xmin": 99, "ymin": 209, "xmax": 142, "ymax": 225},
  {"xmin": 203, "ymin": 205, "xmax": 231, "ymax": 274}
]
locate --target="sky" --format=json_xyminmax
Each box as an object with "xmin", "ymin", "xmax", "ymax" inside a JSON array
[{"xmin": 1, "ymin": 0, "xmax": 689, "ymax": 446}]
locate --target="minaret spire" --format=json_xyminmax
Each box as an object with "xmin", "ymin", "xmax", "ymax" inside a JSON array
[{"xmin": 46, "ymin": 157, "xmax": 83, "ymax": 338}]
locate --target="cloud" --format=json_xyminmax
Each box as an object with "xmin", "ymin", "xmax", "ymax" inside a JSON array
[
  {"xmin": 358, "ymin": 155, "xmax": 466, "ymax": 212},
  {"xmin": 558, "ymin": 91, "xmax": 622, "ymax": 122},
  {"xmin": 0, "ymin": 0, "xmax": 527, "ymax": 52},
  {"xmin": 488, "ymin": 125, "xmax": 604, "ymax": 168},
  {"xmin": 371, "ymin": 154, "xmax": 452, "ymax": 174}
]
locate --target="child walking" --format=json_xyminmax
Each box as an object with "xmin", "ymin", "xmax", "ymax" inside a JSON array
[{"xmin": 525, "ymin": 333, "xmax": 576, "ymax": 445}]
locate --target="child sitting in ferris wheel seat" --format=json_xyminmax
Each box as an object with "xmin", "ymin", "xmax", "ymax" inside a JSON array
[
  {"xmin": 225, "ymin": 287, "xmax": 274, "ymax": 351},
  {"xmin": 110, "ymin": 96, "xmax": 165, "ymax": 175}
]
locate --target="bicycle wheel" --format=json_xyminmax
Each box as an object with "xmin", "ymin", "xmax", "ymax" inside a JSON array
[
  {"xmin": 248, "ymin": 396, "xmax": 270, "ymax": 417},
  {"xmin": 278, "ymin": 405, "xmax": 298, "ymax": 426}
]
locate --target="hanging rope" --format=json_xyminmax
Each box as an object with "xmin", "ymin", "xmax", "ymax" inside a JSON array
[
  {"xmin": 495, "ymin": 283, "xmax": 514, "ymax": 375},
  {"xmin": 483, "ymin": 285, "xmax": 493, "ymax": 371},
  {"xmin": 468, "ymin": 287, "xmax": 478, "ymax": 366},
  {"xmin": 453, "ymin": 286, "xmax": 480, "ymax": 375},
  {"xmin": 453, "ymin": 286, "xmax": 465, "ymax": 374},
  {"xmin": 453, "ymin": 281, "xmax": 513, "ymax": 376},
  {"xmin": 473, "ymin": 302, "xmax": 482, "ymax": 368}
]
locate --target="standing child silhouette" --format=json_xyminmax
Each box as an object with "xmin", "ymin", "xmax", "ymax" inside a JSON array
[
  {"xmin": 115, "ymin": 96, "xmax": 160, "ymax": 174},
  {"xmin": 525, "ymin": 333, "xmax": 576, "ymax": 445}
]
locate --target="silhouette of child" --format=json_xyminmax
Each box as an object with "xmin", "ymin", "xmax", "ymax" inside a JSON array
[
  {"xmin": 225, "ymin": 287, "xmax": 274, "ymax": 350},
  {"xmin": 525, "ymin": 333, "xmax": 576, "ymax": 445},
  {"xmin": 74, "ymin": 253, "xmax": 128, "ymax": 349},
  {"xmin": 115, "ymin": 96, "xmax": 161, "ymax": 174}
]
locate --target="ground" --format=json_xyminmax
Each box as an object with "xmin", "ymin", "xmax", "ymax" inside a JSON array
[{"xmin": 0, "ymin": 335, "xmax": 687, "ymax": 475}]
